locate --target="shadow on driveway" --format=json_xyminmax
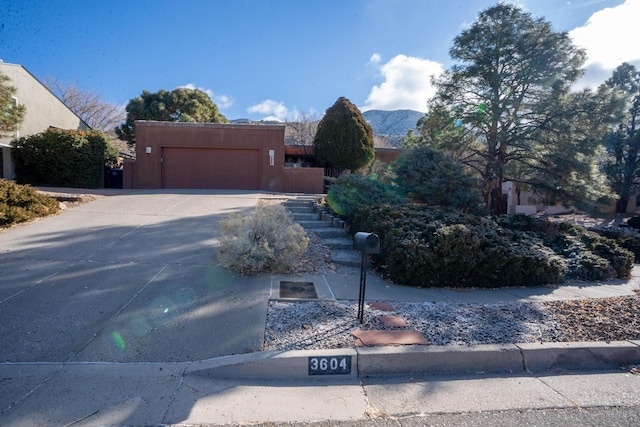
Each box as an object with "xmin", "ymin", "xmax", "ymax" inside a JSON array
[{"xmin": 0, "ymin": 190, "xmax": 268, "ymax": 363}]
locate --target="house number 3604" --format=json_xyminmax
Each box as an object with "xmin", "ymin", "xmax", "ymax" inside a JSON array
[{"xmin": 308, "ymin": 356, "xmax": 351, "ymax": 375}]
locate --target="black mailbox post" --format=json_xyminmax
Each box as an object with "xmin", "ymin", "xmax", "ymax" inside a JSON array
[{"xmin": 353, "ymin": 232, "xmax": 380, "ymax": 323}]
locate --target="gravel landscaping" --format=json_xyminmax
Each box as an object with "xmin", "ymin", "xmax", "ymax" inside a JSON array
[{"xmin": 264, "ymin": 228, "xmax": 640, "ymax": 351}]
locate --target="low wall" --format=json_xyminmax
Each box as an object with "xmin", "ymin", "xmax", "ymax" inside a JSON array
[
  {"xmin": 283, "ymin": 167, "xmax": 324, "ymax": 194},
  {"xmin": 123, "ymin": 159, "xmax": 135, "ymax": 189}
]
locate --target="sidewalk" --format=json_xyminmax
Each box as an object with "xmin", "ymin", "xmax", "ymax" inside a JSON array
[{"xmin": 2, "ymin": 358, "xmax": 639, "ymax": 425}]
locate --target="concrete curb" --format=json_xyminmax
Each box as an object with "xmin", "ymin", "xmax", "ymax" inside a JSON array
[
  {"xmin": 186, "ymin": 348, "xmax": 358, "ymax": 380},
  {"xmin": 185, "ymin": 341, "xmax": 640, "ymax": 380},
  {"xmin": 517, "ymin": 340, "xmax": 640, "ymax": 371}
]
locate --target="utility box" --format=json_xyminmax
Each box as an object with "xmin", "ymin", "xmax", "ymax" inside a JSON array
[{"xmin": 353, "ymin": 232, "xmax": 380, "ymax": 254}]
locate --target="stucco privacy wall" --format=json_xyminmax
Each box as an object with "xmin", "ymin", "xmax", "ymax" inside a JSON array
[{"xmin": 132, "ymin": 120, "xmax": 323, "ymax": 193}]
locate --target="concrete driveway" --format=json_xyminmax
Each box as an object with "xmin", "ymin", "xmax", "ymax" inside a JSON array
[{"xmin": 0, "ymin": 189, "xmax": 267, "ymax": 363}]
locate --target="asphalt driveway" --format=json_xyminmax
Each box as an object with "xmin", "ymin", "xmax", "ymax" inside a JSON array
[{"xmin": 0, "ymin": 189, "xmax": 267, "ymax": 363}]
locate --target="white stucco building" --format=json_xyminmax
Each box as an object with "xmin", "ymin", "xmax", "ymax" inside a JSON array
[{"xmin": 0, "ymin": 60, "xmax": 89, "ymax": 179}]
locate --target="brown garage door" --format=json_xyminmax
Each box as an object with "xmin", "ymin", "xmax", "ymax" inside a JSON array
[{"xmin": 161, "ymin": 147, "xmax": 260, "ymax": 189}]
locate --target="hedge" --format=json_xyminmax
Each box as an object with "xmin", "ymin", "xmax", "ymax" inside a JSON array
[
  {"xmin": 350, "ymin": 206, "xmax": 634, "ymax": 288},
  {"xmin": 11, "ymin": 128, "xmax": 119, "ymax": 188}
]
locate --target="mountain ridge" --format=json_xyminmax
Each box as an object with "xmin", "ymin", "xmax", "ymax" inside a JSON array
[{"xmin": 231, "ymin": 109, "xmax": 423, "ymax": 147}]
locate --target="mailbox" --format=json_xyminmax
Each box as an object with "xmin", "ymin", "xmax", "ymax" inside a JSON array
[{"xmin": 353, "ymin": 232, "xmax": 380, "ymax": 254}]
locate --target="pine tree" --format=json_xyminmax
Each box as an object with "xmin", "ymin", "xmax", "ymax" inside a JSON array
[{"xmin": 313, "ymin": 97, "xmax": 374, "ymax": 172}]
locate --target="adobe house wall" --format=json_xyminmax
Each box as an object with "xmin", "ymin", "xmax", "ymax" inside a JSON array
[{"xmin": 133, "ymin": 121, "xmax": 287, "ymax": 191}]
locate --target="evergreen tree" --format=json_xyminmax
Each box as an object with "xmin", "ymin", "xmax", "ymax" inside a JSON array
[
  {"xmin": 602, "ymin": 63, "xmax": 640, "ymax": 213},
  {"xmin": 393, "ymin": 147, "xmax": 484, "ymax": 213},
  {"xmin": 313, "ymin": 97, "xmax": 374, "ymax": 172},
  {"xmin": 425, "ymin": 4, "xmax": 598, "ymax": 214},
  {"xmin": 116, "ymin": 87, "xmax": 228, "ymax": 146},
  {"xmin": 0, "ymin": 72, "xmax": 26, "ymax": 137}
]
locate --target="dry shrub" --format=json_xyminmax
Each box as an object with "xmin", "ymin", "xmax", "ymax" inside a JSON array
[{"xmin": 217, "ymin": 204, "xmax": 309, "ymax": 274}]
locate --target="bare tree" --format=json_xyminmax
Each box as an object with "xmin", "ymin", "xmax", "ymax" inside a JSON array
[
  {"xmin": 285, "ymin": 110, "xmax": 319, "ymax": 164},
  {"xmin": 44, "ymin": 77, "xmax": 125, "ymax": 133}
]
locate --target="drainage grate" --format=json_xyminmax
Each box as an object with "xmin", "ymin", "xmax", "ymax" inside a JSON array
[{"xmin": 279, "ymin": 281, "xmax": 318, "ymax": 299}]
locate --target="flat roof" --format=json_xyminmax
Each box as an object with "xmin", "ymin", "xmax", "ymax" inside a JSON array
[{"xmin": 135, "ymin": 120, "xmax": 285, "ymax": 131}]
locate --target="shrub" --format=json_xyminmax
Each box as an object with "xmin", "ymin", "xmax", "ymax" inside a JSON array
[
  {"xmin": 0, "ymin": 179, "xmax": 59, "ymax": 228},
  {"xmin": 547, "ymin": 223, "xmax": 634, "ymax": 280},
  {"xmin": 351, "ymin": 204, "xmax": 633, "ymax": 288},
  {"xmin": 217, "ymin": 204, "xmax": 309, "ymax": 274},
  {"xmin": 11, "ymin": 128, "xmax": 119, "ymax": 188},
  {"xmin": 392, "ymin": 147, "xmax": 484, "ymax": 213},
  {"xmin": 627, "ymin": 215, "xmax": 640, "ymax": 230},
  {"xmin": 326, "ymin": 174, "xmax": 404, "ymax": 221},
  {"xmin": 597, "ymin": 230, "xmax": 640, "ymax": 263},
  {"xmin": 378, "ymin": 212, "xmax": 566, "ymax": 288}
]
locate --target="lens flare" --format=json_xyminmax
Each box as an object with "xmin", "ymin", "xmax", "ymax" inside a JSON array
[
  {"xmin": 111, "ymin": 331, "xmax": 126, "ymax": 350},
  {"xmin": 205, "ymin": 264, "xmax": 235, "ymax": 292}
]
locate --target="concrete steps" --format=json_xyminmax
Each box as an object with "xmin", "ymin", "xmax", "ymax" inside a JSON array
[
  {"xmin": 331, "ymin": 249, "xmax": 363, "ymax": 267},
  {"xmin": 284, "ymin": 196, "xmax": 361, "ymax": 267},
  {"xmin": 314, "ymin": 228, "xmax": 351, "ymax": 239},
  {"xmin": 323, "ymin": 237, "xmax": 354, "ymax": 250}
]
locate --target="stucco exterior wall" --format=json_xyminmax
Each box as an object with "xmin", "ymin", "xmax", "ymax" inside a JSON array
[
  {"xmin": 283, "ymin": 167, "xmax": 324, "ymax": 194},
  {"xmin": 0, "ymin": 62, "xmax": 89, "ymax": 143},
  {"xmin": 133, "ymin": 121, "xmax": 290, "ymax": 191},
  {"xmin": 0, "ymin": 61, "xmax": 89, "ymax": 179}
]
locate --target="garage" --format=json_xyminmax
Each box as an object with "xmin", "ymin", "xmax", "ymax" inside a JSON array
[{"xmin": 161, "ymin": 147, "xmax": 260, "ymax": 189}]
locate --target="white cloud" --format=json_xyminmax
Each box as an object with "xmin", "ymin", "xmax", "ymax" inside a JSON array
[
  {"xmin": 247, "ymin": 99, "xmax": 290, "ymax": 121},
  {"xmin": 363, "ymin": 54, "xmax": 444, "ymax": 113},
  {"xmin": 178, "ymin": 83, "xmax": 235, "ymax": 108},
  {"xmin": 369, "ymin": 53, "xmax": 381, "ymax": 64},
  {"xmin": 212, "ymin": 94, "xmax": 234, "ymax": 109},
  {"xmin": 569, "ymin": 0, "xmax": 640, "ymax": 87}
]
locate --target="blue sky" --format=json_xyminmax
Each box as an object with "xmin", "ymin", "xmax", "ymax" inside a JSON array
[{"xmin": 1, "ymin": 0, "xmax": 638, "ymax": 121}]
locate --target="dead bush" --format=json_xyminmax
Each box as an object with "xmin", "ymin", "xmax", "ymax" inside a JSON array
[{"xmin": 217, "ymin": 204, "xmax": 309, "ymax": 274}]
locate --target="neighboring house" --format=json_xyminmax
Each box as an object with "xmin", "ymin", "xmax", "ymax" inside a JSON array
[
  {"xmin": 284, "ymin": 145, "xmax": 405, "ymax": 168},
  {"xmin": 0, "ymin": 60, "xmax": 90, "ymax": 179}
]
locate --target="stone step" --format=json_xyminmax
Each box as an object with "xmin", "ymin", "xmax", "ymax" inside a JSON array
[
  {"xmin": 286, "ymin": 206, "xmax": 316, "ymax": 214},
  {"xmin": 312, "ymin": 227, "xmax": 347, "ymax": 240},
  {"xmin": 313, "ymin": 228, "xmax": 349, "ymax": 239},
  {"xmin": 331, "ymin": 249, "xmax": 364, "ymax": 267},
  {"xmin": 284, "ymin": 201, "xmax": 313, "ymax": 207},
  {"xmin": 290, "ymin": 212, "xmax": 319, "ymax": 221},
  {"xmin": 284, "ymin": 199, "xmax": 318, "ymax": 207},
  {"xmin": 297, "ymin": 220, "xmax": 336, "ymax": 230},
  {"xmin": 290, "ymin": 195, "xmax": 322, "ymax": 200},
  {"xmin": 324, "ymin": 237, "xmax": 354, "ymax": 250}
]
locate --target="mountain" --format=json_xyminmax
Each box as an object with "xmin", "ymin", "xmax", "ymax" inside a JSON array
[
  {"xmin": 230, "ymin": 109, "xmax": 424, "ymax": 148},
  {"xmin": 362, "ymin": 109, "xmax": 423, "ymax": 137}
]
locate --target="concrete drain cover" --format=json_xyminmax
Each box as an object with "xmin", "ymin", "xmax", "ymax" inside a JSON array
[{"xmin": 280, "ymin": 281, "xmax": 317, "ymax": 299}]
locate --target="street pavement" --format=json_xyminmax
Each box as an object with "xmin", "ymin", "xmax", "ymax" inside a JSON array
[{"xmin": 1, "ymin": 189, "xmax": 639, "ymax": 426}]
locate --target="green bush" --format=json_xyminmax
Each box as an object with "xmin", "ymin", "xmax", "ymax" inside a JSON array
[
  {"xmin": 217, "ymin": 204, "xmax": 309, "ymax": 274},
  {"xmin": 597, "ymin": 230, "xmax": 640, "ymax": 263},
  {"xmin": 350, "ymin": 205, "xmax": 633, "ymax": 288},
  {"xmin": 547, "ymin": 223, "xmax": 634, "ymax": 280},
  {"xmin": 0, "ymin": 179, "xmax": 59, "ymax": 228},
  {"xmin": 392, "ymin": 147, "xmax": 484, "ymax": 213},
  {"xmin": 326, "ymin": 174, "xmax": 404, "ymax": 221},
  {"xmin": 627, "ymin": 216, "xmax": 640, "ymax": 230},
  {"xmin": 11, "ymin": 128, "xmax": 119, "ymax": 188}
]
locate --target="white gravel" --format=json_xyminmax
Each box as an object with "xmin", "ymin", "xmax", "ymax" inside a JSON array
[{"xmin": 264, "ymin": 299, "xmax": 566, "ymax": 351}]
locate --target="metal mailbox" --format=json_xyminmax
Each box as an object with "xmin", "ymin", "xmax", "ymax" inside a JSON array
[
  {"xmin": 353, "ymin": 231, "xmax": 380, "ymax": 324},
  {"xmin": 353, "ymin": 232, "xmax": 380, "ymax": 254}
]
